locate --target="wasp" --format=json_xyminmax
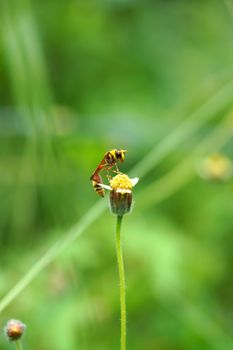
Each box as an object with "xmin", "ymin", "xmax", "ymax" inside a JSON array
[{"xmin": 90, "ymin": 149, "xmax": 127, "ymax": 197}]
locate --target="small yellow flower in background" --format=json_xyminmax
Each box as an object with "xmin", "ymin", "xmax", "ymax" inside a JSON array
[
  {"xmin": 4, "ymin": 319, "xmax": 26, "ymax": 341},
  {"xmin": 100, "ymin": 173, "xmax": 139, "ymax": 215},
  {"xmin": 197, "ymin": 153, "xmax": 233, "ymax": 182}
]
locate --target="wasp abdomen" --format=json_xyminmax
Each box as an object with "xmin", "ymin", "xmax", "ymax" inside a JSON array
[
  {"xmin": 92, "ymin": 180, "xmax": 105, "ymax": 197},
  {"xmin": 91, "ymin": 172, "xmax": 105, "ymax": 197}
]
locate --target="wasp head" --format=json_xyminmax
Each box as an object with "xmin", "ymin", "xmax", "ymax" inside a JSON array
[{"xmin": 116, "ymin": 150, "xmax": 127, "ymax": 162}]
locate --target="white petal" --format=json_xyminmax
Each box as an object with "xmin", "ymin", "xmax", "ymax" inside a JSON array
[
  {"xmin": 130, "ymin": 177, "xmax": 139, "ymax": 187},
  {"xmin": 116, "ymin": 189, "xmax": 132, "ymax": 194},
  {"xmin": 98, "ymin": 183, "xmax": 112, "ymax": 191}
]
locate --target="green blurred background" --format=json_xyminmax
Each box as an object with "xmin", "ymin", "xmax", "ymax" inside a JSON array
[{"xmin": 1, "ymin": 0, "xmax": 233, "ymax": 349}]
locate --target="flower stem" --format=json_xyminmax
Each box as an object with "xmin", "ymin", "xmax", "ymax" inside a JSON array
[
  {"xmin": 14, "ymin": 340, "xmax": 24, "ymax": 350},
  {"xmin": 115, "ymin": 215, "xmax": 126, "ymax": 350}
]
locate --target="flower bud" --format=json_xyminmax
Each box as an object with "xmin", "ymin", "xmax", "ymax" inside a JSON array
[
  {"xmin": 110, "ymin": 189, "xmax": 132, "ymax": 215},
  {"xmin": 109, "ymin": 174, "xmax": 138, "ymax": 215},
  {"xmin": 4, "ymin": 319, "xmax": 26, "ymax": 341}
]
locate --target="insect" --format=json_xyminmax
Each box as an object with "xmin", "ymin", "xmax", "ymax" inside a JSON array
[
  {"xmin": 90, "ymin": 149, "xmax": 127, "ymax": 197},
  {"xmin": 91, "ymin": 172, "xmax": 105, "ymax": 197}
]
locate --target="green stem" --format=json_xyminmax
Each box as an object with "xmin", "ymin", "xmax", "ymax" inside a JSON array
[
  {"xmin": 14, "ymin": 340, "xmax": 24, "ymax": 350},
  {"xmin": 115, "ymin": 215, "xmax": 126, "ymax": 350}
]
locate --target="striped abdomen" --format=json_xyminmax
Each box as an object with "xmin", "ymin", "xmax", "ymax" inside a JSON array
[
  {"xmin": 92, "ymin": 180, "xmax": 105, "ymax": 197},
  {"xmin": 90, "ymin": 172, "xmax": 105, "ymax": 197}
]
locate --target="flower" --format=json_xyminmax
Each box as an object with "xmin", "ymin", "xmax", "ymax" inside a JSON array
[
  {"xmin": 4, "ymin": 319, "xmax": 26, "ymax": 341},
  {"xmin": 100, "ymin": 173, "xmax": 139, "ymax": 215},
  {"xmin": 197, "ymin": 153, "xmax": 233, "ymax": 182}
]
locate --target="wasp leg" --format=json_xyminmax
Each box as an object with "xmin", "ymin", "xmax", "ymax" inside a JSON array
[
  {"xmin": 111, "ymin": 164, "xmax": 122, "ymax": 174},
  {"xmin": 106, "ymin": 169, "xmax": 112, "ymax": 182},
  {"xmin": 115, "ymin": 163, "xmax": 120, "ymax": 172}
]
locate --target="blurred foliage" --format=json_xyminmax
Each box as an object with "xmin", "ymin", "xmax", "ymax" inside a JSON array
[{"xmin": 0, "ymin": 0, "xmax": 233, "ymax": 349}]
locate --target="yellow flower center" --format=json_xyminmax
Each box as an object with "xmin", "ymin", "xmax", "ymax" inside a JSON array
[{"xmin": 110, "ymin": 174, "xmax": 132, "ymax": 190}]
